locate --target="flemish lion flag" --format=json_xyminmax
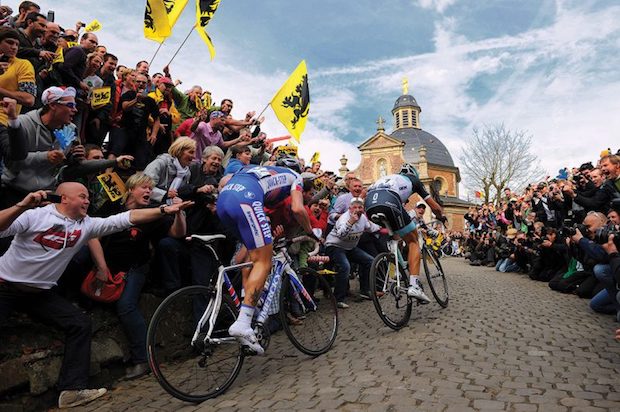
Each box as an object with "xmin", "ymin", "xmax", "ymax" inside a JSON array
[
  {"xmin": 195, "ymin": 0, "xmax": 220, "ymax": 60},
  {"xmin": 270, "ymin": 60, "xmax": 310, "ymax": 143},
  {"xmin": 144, "ymin": 0, "xmax": 171, "ymax": 42},
  {"xmin": 145, "ymin": 0, "xmax": 189, "ymax": 43}
]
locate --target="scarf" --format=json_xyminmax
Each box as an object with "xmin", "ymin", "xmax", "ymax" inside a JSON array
[{"xmin": 169, "ymin": 157, "xmax": 190, "ymax": 195}]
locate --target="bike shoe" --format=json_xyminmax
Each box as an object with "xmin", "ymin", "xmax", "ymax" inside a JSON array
[
  {"xmin": 406, "ymin": 281, "xmax": 431, "ymax": 304},
  {"xmin": 228, "ymin": 324, "xmax": 265, "ymax": 355}
]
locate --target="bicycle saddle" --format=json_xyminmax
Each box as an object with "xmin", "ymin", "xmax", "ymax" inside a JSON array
[{"xmin": 189, "ymin": 234, "xmax": 226, "ymax": 243}]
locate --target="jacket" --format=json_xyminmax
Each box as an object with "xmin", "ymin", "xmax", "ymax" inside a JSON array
[
  {"xmin": 2, "ymin": 110, "xmax": 66, "ymax": 192},
  {"xmin": 143, "ymin": 153, "xmax": 192, "ymax": 203}
]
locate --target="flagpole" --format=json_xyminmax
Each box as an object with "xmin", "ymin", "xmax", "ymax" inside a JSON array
[
  {"xmin": 166, "ymin": 24, "xmax": 196, "ymax": 67},
  {"xmin": 250, "ymin": 102, "xmax": 271, "ymax": 133},
  {"xmin": 149, "ymin": 41, "xmax": 165, "ymax": 66}
]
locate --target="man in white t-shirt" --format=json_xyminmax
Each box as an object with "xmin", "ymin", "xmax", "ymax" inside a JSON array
[{"xmin": 0, "ymin": 182, "xmax": 192, "ymax": 408}]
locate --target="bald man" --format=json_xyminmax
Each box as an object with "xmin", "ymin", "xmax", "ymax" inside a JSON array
[{"xmin": 0, "ymin": 183, "xmax": 192, "ymax": 408}]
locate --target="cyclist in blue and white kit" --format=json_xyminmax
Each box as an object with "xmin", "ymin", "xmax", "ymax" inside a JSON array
[
  {"xmin": 365, "ymin": 163, "xmax": 446, "ymax": 302},
  {"xmin": 217, "ymin": 162, "xmax": 316, "ymax": 354}
]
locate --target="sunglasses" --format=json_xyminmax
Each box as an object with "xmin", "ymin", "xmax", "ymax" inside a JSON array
[{"xmin": 55, "ymin": 101, "xmax": 77, "ymax": 109}]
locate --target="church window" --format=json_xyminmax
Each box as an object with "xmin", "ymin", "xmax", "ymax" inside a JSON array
[
  {"xmin": 402, "ymin": 110, "xmax": 409, "ymax": 127},
  {"xmin": 395, "ymin": 112, "xmax": 401, "ymax": 128},
  {"xmin": 412, "ymin": 110, "xmax": 418, "ymax": 127}
]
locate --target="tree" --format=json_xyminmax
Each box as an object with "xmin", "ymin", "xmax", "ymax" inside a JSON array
[{"xmin": 459, "ymin": 124, "xmax": 544, "ymax": 204}]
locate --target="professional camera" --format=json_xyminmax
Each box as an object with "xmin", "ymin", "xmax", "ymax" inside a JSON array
[
  {"xmin": 593, "ymin": 225, "xmax": 620, "ymax": 248},
  {"xmin": 559, "ymin": 223, "xmax": 588, "ymax": 238}
]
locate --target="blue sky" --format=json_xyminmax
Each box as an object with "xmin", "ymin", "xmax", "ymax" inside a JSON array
[{"xmin": 48, "ymin": 0, "xmax": 619, "ymax": 190}]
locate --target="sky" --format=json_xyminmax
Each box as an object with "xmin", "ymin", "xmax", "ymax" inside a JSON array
[{"xmin": 43, "ymin": 0, "xmax": 619, "ymax": 194}]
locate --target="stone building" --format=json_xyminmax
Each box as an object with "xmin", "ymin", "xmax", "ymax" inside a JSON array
[{"xmin": 349, "ymin": 84, "xmax": 471, "ymax": 231}]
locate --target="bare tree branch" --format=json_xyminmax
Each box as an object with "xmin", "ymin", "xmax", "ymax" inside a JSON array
[{"xmin": 459, "ymin": 124, "xmax": 545, "ymax": 204}]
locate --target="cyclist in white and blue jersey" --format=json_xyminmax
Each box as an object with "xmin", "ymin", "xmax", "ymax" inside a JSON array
[
  {"xmin": 365, "ymin": 163, "xmax": 446, "ymax": 302},
  {"xmin": 216, "ymin": 160, "xmax": 316, "ymax": 354}
]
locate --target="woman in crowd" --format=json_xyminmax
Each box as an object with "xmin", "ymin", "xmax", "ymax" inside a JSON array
[{"xmin": 144, "ymin": 137, "xmax": 196, "ymax": 204}]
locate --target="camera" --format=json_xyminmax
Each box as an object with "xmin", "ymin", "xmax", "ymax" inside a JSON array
[
  {"xmin": 559, "ymin": 223, "xmax": 588, "ymax": 238},
  {"xmin": 593, "ymin": 226, "xmax": 619, "ymax": 247}
]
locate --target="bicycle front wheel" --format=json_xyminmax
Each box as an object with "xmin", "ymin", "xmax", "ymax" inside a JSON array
[
  {"xmin": 279, "ymin": 268, "xmax": 338, "ymax": 356},
  {"xmin": 147, "ymin": 286, "xmax": 244, "ymax": 403},
  {"xmin": 369, "ymin": 252, "xmax": 412, "ymax": 330},
  {"xmin": 422, "ymin": 247, "xmax": 449, "ymax": 308}
]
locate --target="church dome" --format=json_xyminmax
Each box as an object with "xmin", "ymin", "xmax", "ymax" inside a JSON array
[
  {"xmin": 391, "ymin": 127, "xmax": 455, "ymax": 168},
  {"xmin": 392, "ymin": 94, "xmax": 421, "ymax": 112}
]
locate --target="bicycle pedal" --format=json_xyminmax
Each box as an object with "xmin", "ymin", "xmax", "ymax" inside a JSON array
[{"xmin": 241, "ymin": 345, "xmax": 263, "ymax": 356}]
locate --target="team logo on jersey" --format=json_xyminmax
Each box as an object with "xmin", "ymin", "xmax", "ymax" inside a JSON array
[
  {"xmin": 33, "ymin": 225, "xmax": 82, "ymax": 250},
  {"xmin": 244, "ymin": 191, "xmax": 256, "ymax": 200}
]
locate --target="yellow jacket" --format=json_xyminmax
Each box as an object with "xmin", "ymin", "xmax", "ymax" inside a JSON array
[{"xmin": 148, "ymin": 88, "xmax": 181, "ymax": 126}]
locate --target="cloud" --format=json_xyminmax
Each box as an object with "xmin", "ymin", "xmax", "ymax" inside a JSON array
[{"xmin": 415, "ymin": 0, "xmax": 457, "ymax": 14}]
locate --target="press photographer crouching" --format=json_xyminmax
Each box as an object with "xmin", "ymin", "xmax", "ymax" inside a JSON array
[
  {"xmin": 527, "ymin": 226, "xmax": 567, "ymax": 282},
  {"xmin": 564, "ymin": 209, "xmax": 617, "ymax": 315}
]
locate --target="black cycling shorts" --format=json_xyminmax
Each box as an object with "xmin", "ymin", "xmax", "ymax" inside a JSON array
[{"xmin": 365, "ymin": 189, "xmax": 416, "ymax": 236}]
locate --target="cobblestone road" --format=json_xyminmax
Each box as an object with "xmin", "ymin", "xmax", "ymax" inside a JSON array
[{"xmin": 73, "ymin": 258, "xmax": 619, "ymax": 412}]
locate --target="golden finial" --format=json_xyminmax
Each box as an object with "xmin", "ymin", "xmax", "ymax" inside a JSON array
[{"xmin": 402, "ymin": 77, "xmax": 409, "ymax": 95}]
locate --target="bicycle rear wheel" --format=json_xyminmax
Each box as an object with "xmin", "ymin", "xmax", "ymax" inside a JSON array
[
  {"xmin": 369, "ymin": 252, "xmax": 412, "ymax": 330},
  {"xmin": 279, "ymin": 268, "xmax": 338, "ymax": 356},
  {"xmin": 147, "ymin": 286, "xmax": 244, "ymax": 403},
  {"xmin": 422, "ymin": 247, "xmax": 449, "ymax": 308}
]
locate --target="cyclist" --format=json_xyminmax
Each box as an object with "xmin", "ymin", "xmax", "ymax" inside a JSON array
[
  {"xmin": 365, "ymin": 163, "xmax": 446, "ymax": 302},
  {"xmin": 216, "ymin": 159, "xmax": 317, "ymax": 354}
]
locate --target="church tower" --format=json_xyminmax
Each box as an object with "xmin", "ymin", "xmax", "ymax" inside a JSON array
[{"xmin": 392, "ymin": 79, "xmax": 421, "ymax": 130}]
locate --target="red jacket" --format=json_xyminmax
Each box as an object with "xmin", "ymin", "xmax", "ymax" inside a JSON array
[{"xmin": 306, "ymin": 206, "xmax": 328, "ymax": 234}]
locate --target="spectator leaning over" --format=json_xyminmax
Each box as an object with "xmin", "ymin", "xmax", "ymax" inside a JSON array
[
  {"xmin": 0, "ymin": 182, "xmax": 192, "ymax": 408},
  {"xmin": 87, "ymin": 173, "xmax": 188, "ymax": 381},
  {"xmin": 53, "ymin": 32, "xmax": 98, "ymax": 93},
  {"xmin": 1, "ymin": 86, "xmax": 76, "ymax": 208},
  {"xmin": 143, "ymin": 136, "xmax": 196, "ymax": 204},
  {"xmin": 328, "ymin": 176, "xmax": 364, "ymax": 228},
  {"xmin": 16, "ymin": 12, "xmax": 52, "ymax": 70},
  {"xmin": 190, "ymin": 110, "xmax": 247, "ymax": 162},
  {"xmin": 171, "ymin": 84, "xmax": 201, "ymax": 122},
  {"xmin": 325, "ymin": 197, "xmax": 383, "ymax": 307},
  {"xmin": 0, "ymin": 27, "xmax": 36, "ymax": 146}
]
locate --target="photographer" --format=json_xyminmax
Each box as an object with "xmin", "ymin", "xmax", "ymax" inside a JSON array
[
  {"xmin": 495, "ymin": 228, "xmax": 520, "ymax": 272},
  {"xmin": 564, "ymin": 168, "xmax": 616, "ymax": 214},
  {"xmin": 529, "ymin": 227, "xmax": 567, "ymax": 281},
  {"xmin": 567, "ymin": 212, "xmax": 616, "ymax": 314}
]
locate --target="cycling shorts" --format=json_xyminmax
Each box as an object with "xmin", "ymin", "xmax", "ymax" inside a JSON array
[
  {"xmin": 365, "ymin": 189, "xmax": 417, "ymax": 237},
  {"xmin": 216, "ymin": 176, "xmax": 273, "ymax": 250}
]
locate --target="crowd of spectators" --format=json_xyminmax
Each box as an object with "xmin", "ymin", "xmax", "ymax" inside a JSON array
[
  {"xmin": 461, "ymin": 154, "xmax": 620, "ymax": 329},
  {"xmin": 0, "ymin": 2, "xmax": 618, "ymax": 408},
  {"xmin": 0, "ymin": 2, "xmax": 402, "ymax": 408}
]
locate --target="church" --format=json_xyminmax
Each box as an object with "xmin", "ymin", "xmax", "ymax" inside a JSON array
[{"xmin": 342, "ymin": 81, "xmax": 471, "ymax": 231}]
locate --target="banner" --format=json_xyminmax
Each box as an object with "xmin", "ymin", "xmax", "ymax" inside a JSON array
[
  {"xmin": 84, "ymin": 19, "xmax": 102, "ymax": 32},
  {"xmin": 144, "ymin": 0, "xmax": 172, "ymax": 42},
  {"xmin": 97, "ymin": 172, "xmax": 127, "ymax": 202},
  {"xmin": 52, "ymin": 46, "xmax": 64, "ymax": 65},
  {"xmin": 91, "ymin": 87, "xmax": 111, "ymax": 109},
  {"xmin": 270, "ymin": 60, "xmax": 310, "ymax": 143},
  {"xmin": 195, "ymin": 0, "xmax": 220, "ymax": 60}
]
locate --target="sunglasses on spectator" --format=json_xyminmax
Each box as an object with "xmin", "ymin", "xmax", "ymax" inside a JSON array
[{"xmin": 54, "ymin": 101, "xmax": 77, "ymax": 109}]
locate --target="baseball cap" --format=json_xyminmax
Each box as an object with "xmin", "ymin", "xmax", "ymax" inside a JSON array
[
  {"xmin": 209, "ymin": 110, "xmax": 226, "ymax": 120},
  {"xmin": 415, "ymin": 201, "xmax": 426, "ymax": 208}
]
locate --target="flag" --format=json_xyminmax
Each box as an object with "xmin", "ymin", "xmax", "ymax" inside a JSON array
[
  {"xmin": 475, "ymin": 191, "xmax": 482, "ymax": 198},
  {"xmin": 195, "ymin": 0, "xmax": 220, "ymax": 60},
  {"xmin": 270, "ymin": 60, "xmax": 310, "ymax": 143},
  {"xmin": 144, "ymin": 0, "xmax": 171, "ymax": 42},
  {"xmin": 310, "ymin": 152, "xmax": 320, "ymax": 163},
  {"xmin": 145, "ymin": 0, "xmax": 189, "ymax": 43},
  {"xmin": 84, "ymin": 19, "xmax": 102, "ymax": 32}
]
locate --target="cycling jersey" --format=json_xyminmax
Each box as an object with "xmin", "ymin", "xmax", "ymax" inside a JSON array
[
  {"xmin": 368, "ymin": 173, "xmax": 430, "ymax": 203},
  {"xmin": 217, "ymin": 166, "xmax": 303, "ymax": 250}
]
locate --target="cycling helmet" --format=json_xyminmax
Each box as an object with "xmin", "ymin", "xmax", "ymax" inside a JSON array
[
  {"xmin": 399, "ymin": 162, "xmax": 419, "ymax": 178},
  {"xmin": 275, "ymin": 156, "xmax": 302, "ymax": 173}
]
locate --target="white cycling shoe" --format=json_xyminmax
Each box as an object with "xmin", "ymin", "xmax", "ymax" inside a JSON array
[
  {"xmin": 228, "ymin": 322, "xmax": 265, "ymax": 355},
  {"xmin": 407, "ymin": 280, "xmax": 431, "ymax": 303}
]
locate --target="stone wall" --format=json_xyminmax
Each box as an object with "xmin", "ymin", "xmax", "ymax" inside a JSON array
[{"xmin": 0, "ymin": 294, "xmax": 163, "ymax": 411}]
